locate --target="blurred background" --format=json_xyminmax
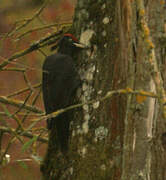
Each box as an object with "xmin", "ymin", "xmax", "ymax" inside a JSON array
[{"xmin": 0, "ymin": 0, "xmax": 76, "ymax": 179}]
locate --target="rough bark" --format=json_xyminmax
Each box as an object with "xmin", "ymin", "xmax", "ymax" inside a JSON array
[{"xmin": 41, "ymin": 0, "xmax": 166, "ymax": 179}]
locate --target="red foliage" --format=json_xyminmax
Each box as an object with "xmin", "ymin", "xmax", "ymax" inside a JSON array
[
  {"xmin": 43, "ymin": 7, "xmax": 58, "ymax": 22},
  {"xmin": 61, "ymin": 0, "xmax": 74, "ymax": 12}
]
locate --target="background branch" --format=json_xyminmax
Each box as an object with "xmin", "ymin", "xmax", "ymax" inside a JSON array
[
  {"xmin": 0, "ymin": 126, "xmax": 48, "ymax": 143},
  {"xmin": 0, "ymin": 96, "xmax": 43, "ymax": 114}
]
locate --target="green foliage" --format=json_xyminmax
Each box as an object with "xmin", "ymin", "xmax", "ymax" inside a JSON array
[
  {"xmin": 21, "ymin": 136, "xmax": 38, "ymax": 153},
  {"xmin": 18, "ymin": 161, "xmax": 28, "ymax": 170}
]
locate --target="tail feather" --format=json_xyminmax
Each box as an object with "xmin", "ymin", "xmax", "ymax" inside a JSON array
[{"xmin": 48, "ymin": 112, "xmax": 70, "ymax": 153}]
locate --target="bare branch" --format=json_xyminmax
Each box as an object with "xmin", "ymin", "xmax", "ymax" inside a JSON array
[
  {"xmin": 7, "ymin": 83, "xmax": 41, "ymax": 98},
  {"xmin": 1, "ymin": 68, "xmax": 26, "ymax": 72},
  {"xmin": 0, "ymin": 96, "xmax": 43, "ymax": 114},
  {"xmin": 35, "ymin": 88, "xmax": 158, "ymax": 122},
  {"xmin": 7, "ymin": 0, "xmax": 49, "ymax": 37},
  {"xmin": 0, "ymin": 29, "xmax": 66, "ymax": 70},
  {"xmin": 17, "ymin": 22, "xmax": 72, "ymax": 40},
  {"xmin": 21, "ymin": 86, "xmax": 42, "ymax": 123},
  {"xmin": 0, "ymin": 126, "xmax": 48, "ymax": 143}
]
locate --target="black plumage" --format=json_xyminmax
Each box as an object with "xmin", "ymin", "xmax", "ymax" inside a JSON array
[{"xmin": 42, "ymin": 34, "xmax": 86, "ymax": 152}]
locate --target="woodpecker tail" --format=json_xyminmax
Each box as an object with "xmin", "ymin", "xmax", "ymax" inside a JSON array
[{"xmin": 48, "ymin": 112, "xmax": 70, "ymax": 154}]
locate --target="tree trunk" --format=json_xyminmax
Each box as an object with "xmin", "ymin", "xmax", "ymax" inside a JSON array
[{"xmin": 41, "ymin": 0, "xmax": 166, "ymax": 179}]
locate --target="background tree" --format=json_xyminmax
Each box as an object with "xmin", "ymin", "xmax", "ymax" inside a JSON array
[
  {"xmin": 41, "ymin": 0, "xmax": 166, "ymax": 179},
  {"xmin": 0, "ymin": 0, "xmax": 165, "ymax": 180}
]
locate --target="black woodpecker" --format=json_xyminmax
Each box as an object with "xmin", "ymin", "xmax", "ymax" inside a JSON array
[{"xmin": 42, "ymin": 34, "xmax": 86, "ymax": 153}]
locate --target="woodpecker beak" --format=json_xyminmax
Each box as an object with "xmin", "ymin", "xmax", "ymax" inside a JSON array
[{"xmin": 73, "ymin": 42, "xmax": 89, "ymax": 49}]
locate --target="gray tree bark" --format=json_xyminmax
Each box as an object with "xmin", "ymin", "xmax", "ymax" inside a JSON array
[{"xmin": 41, "ymin": 0, "xmax": 166, "ymax": 179}]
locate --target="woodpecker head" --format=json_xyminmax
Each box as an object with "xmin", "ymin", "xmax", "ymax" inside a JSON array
[{"xmin": 51, "ymin": 33, "xmax": 87, "ymax": 56}]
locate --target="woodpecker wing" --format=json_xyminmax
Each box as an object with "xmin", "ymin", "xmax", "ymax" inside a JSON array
[
  {"xmin": 42, "ymin": 54, "xmax": 81, "ymax": 152},
  {"xmin": 42, "ymin": 53, "xmax": 80, "ymax": 116}
]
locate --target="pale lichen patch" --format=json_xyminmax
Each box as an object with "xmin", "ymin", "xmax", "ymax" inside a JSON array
[
  {"xmin": 84, "ymin": 113, "xmax": 90, "ymax": 121},
  {"xmin": 83, "ymin": 104, "xmax": 89, "ymax": 111},
  {"xmin": 102, "ymin": 17, "xmax": 109, "ymax": 24},
  {"xmin": 80, "ymin": 29, "xmax": 95, "ymax": 47},
  {"xmin": 93, "ymin": 101, "xmax": 100, "ymax": 109},
  {"xmin": 82, "ymin": 82, "xmax": 88, "ymax": 91},
  {"xmin": 100, "ymin": 164, "xmax": 106, "ymax": 171},
  {"xmin": 97, "ymin": 90, "xmax": 102, "ymax": 94},
  {"xmin": 82, "ymin": 120, "xmax": 89, "ymax": 133},
  {"xmin": 86, "ymin": 72, "xmax": 93, "ymax": 81},
  {"xmin": 102, "ymin": 31, "xmax": 106, "ymax": 36},
  {"xmin": 95, "ymin": 126, "xmax": 108, "ymax": 141}
]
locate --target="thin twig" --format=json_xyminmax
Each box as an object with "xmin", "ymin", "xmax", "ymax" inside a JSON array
[
  {"xmin": 7, "ymin": 83, "xmax": 41, "ymax": 98},
  {"xmin": 17, "ymin": 22, "xmax": 72, "ymax": 40},
  {"xmin": 21, "ymin": 87, "xmax": 42, "ymax": 123},
  {"xmin": 0, "ymin": 29, "xmax": 65, "ymax": 70},
  {"xmin": 38, "ymin": 49, "xmax": 47, "ymax": 57},
  {"xmin": 33, "ymin": 88, "xmax": 158, "ymax": 122},
  {"xmin": 7, "ymin": 0, "xmax": 49, "ymax": 37},
  {"xmin": 1, "ymin": 68, "xmax": 26, "ymax": 72},
  {"xmin": 0, "ymin": 55, "xmax": 43, "ymax": 72},
  {"xmin": 0, "ymin": 96, "xmax": 43, "ymax": 114},
  {"xmin": 0, "ymin": 126, "xmax": 48, "ymax": 143}
]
